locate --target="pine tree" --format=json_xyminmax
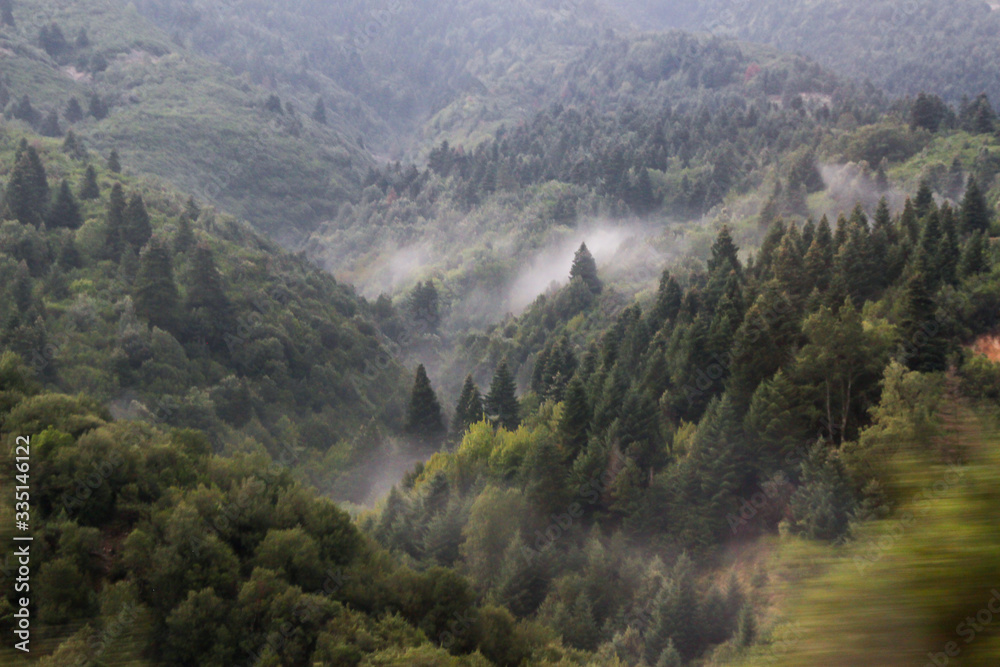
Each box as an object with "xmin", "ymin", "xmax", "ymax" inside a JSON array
[
  {"xmin": 88, "ymin": 95, "xmax": 108, "ymax": 120},
  {"xmin": 559, "ymin": 375, "xmax": 591, "ymax": 459},
  {"xmin": 2, "ymin": 145, "xmax": 49, "ymax": 225},
  {"xmin": 107, "ymin": 149, "xmax": 121, "ymax": 174},
  {"xmin": 47, "ymin": 180, "xmax": 82, "ymax": 229},
  {"xmin": 914, "ymin": 180, "xmax": 935, "ymax": 220},
  {"xmin": 570, "ymin": 242, "xmax": 602, "ymax": 295},
  {"xmin": 311, "ymin": 98, "xmax": 327, "ymax": 125},
  {"xmin": 485, "ymin": 360, "xmax": 520, "ymax": 430},
  {"xmin": 803, "ymin": 215, "xmax": 834, "ymax": 293},
  {"xmin": 186, "ymin": 244, "xmax": 230, "ymax": 312},
  {"xmin": 133, "ymin": 237, "xmax": 179, "ymax": 332},
  {"xmin": 174, "ymin": 214, "xmax": 196, "ymax": 254},
  {"xmin": 105, "ymin": 183, "xmax": 126, "ymax": 260},
  {"xmin": 186, "ymin": 244, "xmax": 233, "ymax": 348},
  {"xmin": 451, "ymin": 374, "xmax": 484, "ymax": 438},
  {"xmin": 404, "ymin": 364, "xmax": 445, "ymax": 440},
  {"xmin": 736, "ymin": 604, "xmax": 757, "ymax": 647},
  {"xmin": 62, "ymin": 130, "xmax": 86, "ymax": 160},
  {"xmin": 650, "ymin": 270, "xmax": 683, "ymax": 332},
  {"xmin": 959, "ymin": 232, "xmax": 991, "ymax": 278},
  {"xmin": 184, "ymin": 196, "xmax": 201, "ymax": 222},
  {"xmin": 407, "ymin": 280, "xmax": 440, "ymax": 333},
  {"xmin": 12, "ymin": 95, "xmax": 38, "ymax": 125},
  {"xmin": 656, "ymin": 640, "xmax": 683, "ymax": 667},
  {"xmin": 900, "ymin": 197, "xmax": 920, "ymax": 245},
  {"xmin": 39, "ymin": 110, "xmax": 62, "ymax": 137},
  {"xmin": 917, "ymin": 210, "xmax": 944, "ymax": 287},
  {"xmin": 773, "ymin": 230, "xmax": 806, "ymax": 299},
  {"xmin": 123, "ymin": 194, "xmax": 152, "ymax": 249},
  {"xmin": 961, "ymin": 176, "xmax": 992, "ymax": 235},
  {"xmin": 901, "ymin": 272, "xmax": 947, "ymax": 373},
  {"xmin": 57, "ymin": 234, "xmax": 81, "ymax": 270},
  {"xmin": 38, "ymin": 23, "xmax": 68, "ymax": 57},
  {"xmin": 78, "ymin": 165, "xmax": 100, "ymax": 200},
  {"xmin": 939, "ymin": 204, "xmax": 960, "ymax": 286}
]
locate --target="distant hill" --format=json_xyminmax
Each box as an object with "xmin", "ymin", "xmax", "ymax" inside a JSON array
[
  {"xmin": 0, "ymin": 0, "xmax": 372, "ymax": 240},
  {"xmin": 607, "ymin": 0, "xmax": 1000, "ymax": 104}
]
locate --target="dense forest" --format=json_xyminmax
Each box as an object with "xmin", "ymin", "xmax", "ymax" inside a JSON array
[
  {"xmin": 3, "ymin": 0, "xmax": 1000, "ymax": 665},
  {"xmin": 612, "ymin": 0, "xmax": 1000, "ymax": 105}
]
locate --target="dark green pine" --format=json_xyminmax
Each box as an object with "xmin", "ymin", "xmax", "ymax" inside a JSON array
[
  {"xmin": 451, "ymin": 374, "xmax": 484, "ymax": 438},
  {"xmin": 404, "ymin": 364, "xmax": 446, "ymax": 440},
  {"xmin": 133, "ymin": 237, "xmax": 180, "ymax": 332},
  {"xmin": 485, "ymin": 360, "xmax": 520, "ymax": 430}
]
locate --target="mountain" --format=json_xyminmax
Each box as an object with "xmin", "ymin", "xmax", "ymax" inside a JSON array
[
  {"xmin": 0, "ymin": 125, "xmax": 410, "ymax": 502},
  {"xmin": 609, "ymin": 0, "xmax": 1000, "ymax": 105},
  {"xmin": 3, "ymin": 1, "xmax": 1000, "ymax": 665},
  {"xmin": 1, "ymin": 0, "xmax": 372, "ymax": 241}
]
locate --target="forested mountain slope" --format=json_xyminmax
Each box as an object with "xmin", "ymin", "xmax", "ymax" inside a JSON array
[
  {"xmin": 0, "ymin": 126, "xmax": 410, "ymax": 502},
  {"xmin": 610, "ymin": 0, "xmax": 1000, "ymax": 105},
  {"xmin": 0, "ymin": 0, "xmax": 371, "ymax": 240}
]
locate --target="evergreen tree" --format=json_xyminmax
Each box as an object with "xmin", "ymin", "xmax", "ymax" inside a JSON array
[
  {"xmin": 57, "ymin": 233, "xmax": 81, "ymax": 270},
  {"xmin": 656, "ymin": 640, "xmax": 683, "ymax": 667},
  {"xmin": 47, "ymin": 179, "xmax": 82, "ymax": 229},
  {"xmin": 900, "ymin": 197, "xmax": 920, "ymax": 245},
  {"xmin": 107, "ymin": 149, "xmax": 121, "ymax": 173},
  {"xmin": 75, "ymin": 27, "xmax": 89, "ymax": 49},
  {"xmin": 451, "ymin": 374, "xmax": 484, "ymax": 438},
  {"xmin": 88, "ymin": 95, "xmax": 108, "ymax": 120},
  {"xmin": 914, "ymin": 180, "xmax": 935, "ymax": 220},
  {"xmin": 650, "ymin": 270, "xmax": 683, "ymax": 332},
  {"xmin": 755, "ymin": 220, "xmax": 786, "ymax": 279},
  {"xmin": 133, "ymin": 237, "xmax": 179, "ymax": 332},
  {"xmin": 3, "ymin": 145, "xmax": 49, "ymax": 225},
  {"xmin": 407, "ymin": 280, "xmax": 440, "ymax": 333},
  {"xmin": 62, "ymin": 130, "xmax": 87, "ymax": 160},
  {"xmin": 961, "ymin": 176, "xmax": 992, "ymax": 235},
  {"xmin": 917, "ymin": 210, "xmax": 944, "ymax": 287},
  {"xmin": 803, "ymin": 215, "xmax": 834, "ymax": 293},
  {"xmin": 901, "ymin": 272, "xmax": 947, "ymax": 373},
  {"xmin": 773, "ymin": 230, "xmax": 806, "ymax": 299},
  {"xmin": 959, "ymin": 232, "xmax": 990, "ymax": 278},
  {"xmin": 559, "ymin": 376, "xmax": 591, "ymax": 459},
  {"xmin": 123, "ymin": 194, "xmax": 153, "ymax": 249},
  {"xmin": 38, "ymin": 23, "xmax": 68, "ymax": 57},
  {"xmin": 39, "ymin": 110, "xmax": 62, "ymax": 137},
  {"xmin": 184, "ymin": 196, "xmax": 201, "ymax": 222},
  {"xmin": 909, "ymin": 92, "xmax": 949, "ymax": 132},
  {"xmin": 736, "ymin": 605, "xmax": 757, "ymax": 647},
  {"xmin": 186, "ymin": 244, "xmax": 230, "ymax": 312},
  {"xmin": 939, "ymin": 204, "xmax": 960, "ymax": 286},
  {"xmin": 311, "ymin": 98, "xmax": 327, "ymax": 125},
  {"xmin": 12, "ymin": 95, "xmax": 38, "ymax": 125},
  {"xmin": 708, "ymin": 225, "xmax": 742, "ymax": 278},
  {"xmin": 78, "ymin": 165, "xmax": 100, "ymax": 200},
  {"xmin": 570, "ymin": 243, "xmax": 602, "ymax": 295},
  {"xmin": 404, "ymin": 364, "xmax": 445, "ymax": 440},
  {"xmin": 105, "ymin": 183, "xmax": 126, "ymax": 260},
  {"xmin": 485, "ymin": 361, "xmax": 520, "ymax": 430},
  {"xmin": 174, "ymin": 214, "xmax": 196, "ymax": 254}
]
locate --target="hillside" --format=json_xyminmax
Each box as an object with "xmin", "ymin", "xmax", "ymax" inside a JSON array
[
  {"xmin": 4, "ymin": 2, "xmax": 1000, "ymax": 665},
  {"xmin": 610, "ymin": 0, "xmax": 1000, "ymax": 105},
  {"xmin": 0, "ymin": 0, "xmax": 372, "ymax": 240},
  {"xmin": 0, "ymin": 125, "xmax": 413, "ymax": 503}
]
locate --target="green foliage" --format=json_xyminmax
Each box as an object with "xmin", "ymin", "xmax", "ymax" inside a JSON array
[
  {"xmin": 405, "ymin": 364, "xmax": 446, "ymax": 441},
  {"xmin": 485, "ymin": 361, "xmax": 520, "ymax": 431}
]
